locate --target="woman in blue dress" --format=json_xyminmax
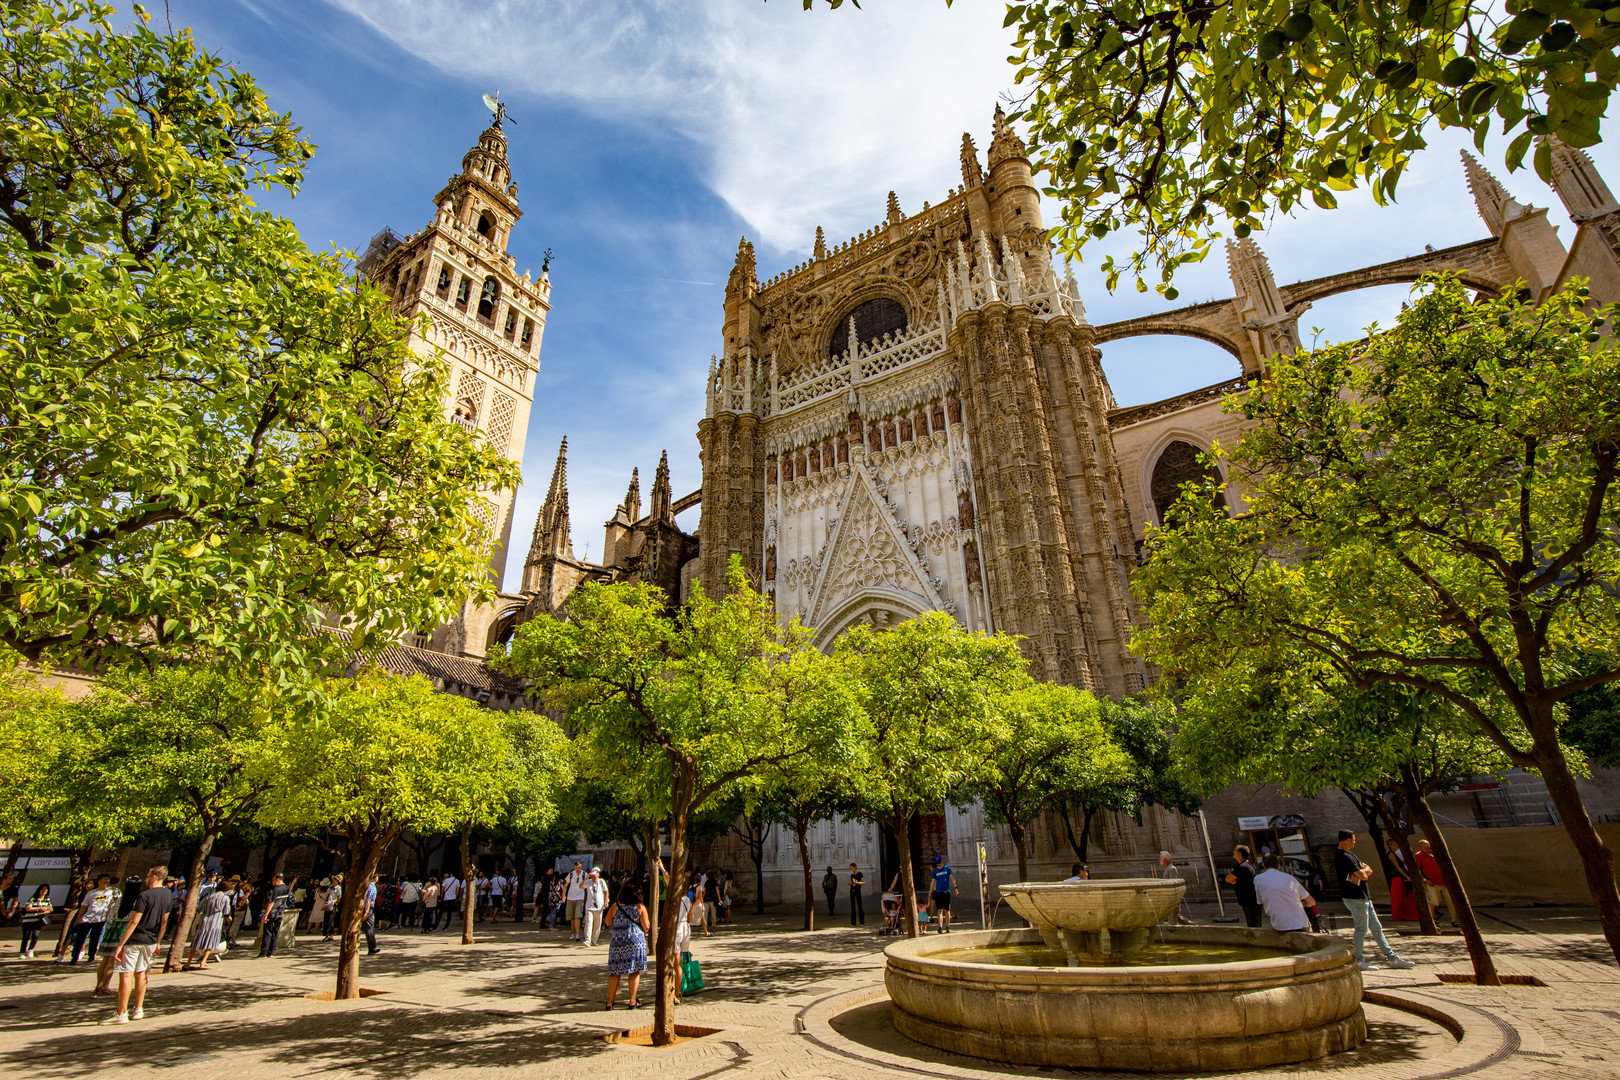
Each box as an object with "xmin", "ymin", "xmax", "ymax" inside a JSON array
[{"xmin": 603, "ymin": 881, "xmax": 649, "ymax": 1010}]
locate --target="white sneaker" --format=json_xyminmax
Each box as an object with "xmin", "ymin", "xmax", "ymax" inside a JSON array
[
  {"xmin": 1386, "ymin": 957, "xmax": 1415, "ymax": 969},
  {"xmin": 1357, "ymin": 961, "xmax": 1379, "ymax": 971},
  {"xmin": 130, "ymin": 1008, "xmax": 144, "ymax": 1020},
  {"xmin": 100, "ymin": 1013, "xmax": 129, "ymax": 1025}
]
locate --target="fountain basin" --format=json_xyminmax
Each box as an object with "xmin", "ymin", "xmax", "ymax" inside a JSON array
[
  {"xmin": 1000, "ymin": 878, "xmax": 1186, "ymax": 963},
  {"xmin": 883, "ymin": 925, "xmax": 1366, "ymax": 1073}
]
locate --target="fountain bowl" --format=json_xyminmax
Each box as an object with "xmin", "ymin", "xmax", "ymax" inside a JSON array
[
  {"xmin": 883, "ymin": 925, "xmax": 1366, "ymax": 1073},
  {"xmin": 1000, "ymin": 878, "xmax": 1187, "ymax": 962}
]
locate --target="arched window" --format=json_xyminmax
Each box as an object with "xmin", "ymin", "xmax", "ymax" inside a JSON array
[
  {"xmin": 520, "ymin": 318, "xmax": 534, "ymax": 351},
  {"xmin": 476, "ymin": 212, "xmax": 494, "ymax": 239},
  {"xmin": 452, "ymin": 396, "xmax": 478, "ymax": 431},
  {"xmin": 503, "ymin": 309, "xmax": 517, "ymax": 339},
  {"xmin": 828, "ymin": 297, "xmax": 908, "ymax": 358},
  {"xmin": 455, "ymin": 275, "xmax": 470, "ymax": 309},
  {"xmin": 1150, "ymin": 440, "xmax": 1227, "ymax": 527},
  {"xmin": 477, "ymin": 277, "xmax": 500, "ymax": 321},
  {"xmin": 436, "ymin": 265, "xmax": 452, "ymax": 297}
]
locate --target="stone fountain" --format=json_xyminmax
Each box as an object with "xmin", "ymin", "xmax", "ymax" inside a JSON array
[{"xmin": 882, "ymin": 878, "xmax": 1365, "ymax": 1073}]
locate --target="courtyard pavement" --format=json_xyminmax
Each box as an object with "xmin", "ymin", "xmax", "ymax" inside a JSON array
[{"xmin": 0, "ymin": 903, "xmax": 1616, "ymax": 1079}]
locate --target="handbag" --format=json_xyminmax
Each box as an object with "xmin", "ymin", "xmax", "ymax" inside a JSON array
[{"xmin": 679, "ymin": 950, "xmax": 704, "ymax": 995}]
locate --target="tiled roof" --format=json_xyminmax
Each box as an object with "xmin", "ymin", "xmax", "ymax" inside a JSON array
[{"xmin": 325, "ymin": 629, "xmax": 530, "ymax": 700}]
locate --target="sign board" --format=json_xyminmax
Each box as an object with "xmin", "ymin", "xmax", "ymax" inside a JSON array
[
  {"xmin": 14, "ymin": 857, "xmax": 71, "ymax": 871},
  {"xmin": 1238, "ymin": 814, "xmax": 1307, "ymax": 831}
]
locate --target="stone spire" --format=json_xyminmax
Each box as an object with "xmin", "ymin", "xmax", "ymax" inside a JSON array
[
  {"xmin": 726, "ymin": 237, "xmax": 757, "ymax": 299},
  {"xmin": 960, "ymin": 132, "xmax": 984, "ymax": 188},
  {"xmin": 622, "ymin": 466, "xmax": 641, "ymax": 523},
  {"xmin": 533, "ymin": 436, "xmax": 573, "ymax": 560},
  {"xmin": 1227, "ymin": 238, "xmax": 1301, "ymax": 370},
  {"xmin": 1543, "ymin": 136, "xmax": 1620, "ymax": 221},
  {"xmin": 650, "ymin": 450, "xmax": 673, "ymax": 522},
  {"xmin": 987, "ymin": 104, "xmax": 1029, "ymax": 169},
  {"xmin": 1461, "ymin": 150, "xmax": 1527, "ymax": 237},
  {"xmin": 886, "ymin": 190, "xmax": 902, "ymax": 224},
  {"xmin": 814, "ymin": 226, "xmax": 827, "ymax": 260}
]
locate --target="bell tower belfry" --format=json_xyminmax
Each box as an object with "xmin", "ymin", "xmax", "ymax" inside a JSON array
[{"xmin": 360, "ymin": 110, "xmax": 551, "ymax": 586}]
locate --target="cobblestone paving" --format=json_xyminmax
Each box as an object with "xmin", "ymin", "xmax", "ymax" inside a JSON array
[{"xmin": 0, "ymin": 905, "xmax": 1614, "ymax": 1079}]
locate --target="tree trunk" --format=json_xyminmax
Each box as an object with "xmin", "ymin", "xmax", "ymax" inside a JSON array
[
  {"xmin": 1404, "ymin": 776, "xmax": 1498, "ymax": 985},
  {"xmin": 164, "ymin": 832, "xmax": 216, "ymax": 972},
  {"xmin": 512, "ymin": 840, "xmax": 528, "ymax": 923},
  {"xmin": 891, "ymin": 811, "xmax": 920, "ymax": 939},
  {"xmin": 653, "ymin": 788, "xmax": 691, "ymax": 1048},
  {"xmin": 1536, "ymin": 745, "xmax": 1620, "ymax": 966},
  {"xmin": 1375, "ymin": 801, "xmax": 1439, "ymax": 936},
  {"xmin": 750, "ymin": 821, "xmax": 768, "ymax": 915},
  {"xmin": 459, "ymin": 822, "xmax": 475, "ymax": 945},
  {"xmin": 643, "ymin": 818, "xmax": 661, "ymax": 954},
  {"xmin": 1011, "ymin": 824, "xmax": 1029, "ymax": 883},
  {"xmin": 1079, "ymin": 805, "xmax": 1096, "ymax": 863},
  {"xmin": 51, "ymin": 846, "xmax": 97, "ymax": 958},
  {"xmin": 1, "ymin": 841, "xmax": 23, "ymax": 879},
  {"xmin": 797, "ymin": 817, "xmax": 814, "ymax": 931},
  {"xmin": 1341, "ymin": 787, "xmax": 1397, "ymax": 881},
  {"xmin": 113, "ymin": 847, "xmax": 130, "ymax": 884},
  {"xmin": 334, "ymin": 830, "xmax": 390, "ymax": 1000}
]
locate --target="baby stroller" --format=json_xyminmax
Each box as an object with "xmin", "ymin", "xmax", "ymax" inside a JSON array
[{"xmin": 880, "ymin": 892, "xmax": 903, "ymax": 935}]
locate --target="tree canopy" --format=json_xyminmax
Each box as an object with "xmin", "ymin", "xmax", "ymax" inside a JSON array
[
  {"xmin": 0, "ymin": 1, "xmax": 517, "ymax": 676},
  {"xmin": 962, "ymin": 679, "xmax": 1130, "ymax": 882},
  {"xmin": 1133, "ymin": 274, "xmax": 1620, "ymax": 964},
  {"xmin": 1003, "ymin": 0, "xmax": 1619, "ymax": 293},
  {"xmin": 837, "ymin": 611, "xmax": 1024, "ymax": 936},
  {"xmin": 499, "ymin": 557, "xmax": 858, "ymax": 1044},
  {"xmin": 254, "ymin": 670, "xmax": 516, "ymax": 997}
]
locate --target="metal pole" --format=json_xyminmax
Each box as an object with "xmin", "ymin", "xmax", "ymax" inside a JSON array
[
  {"xmin": 1197, "ymin": 810, "xmax": 1227, "ymax": 919},
  {"xmin": 977, "ymin": 841, "xmax": 990, "ymax": 930}
]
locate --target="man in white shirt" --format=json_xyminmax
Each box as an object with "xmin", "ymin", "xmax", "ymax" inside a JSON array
[
  {"xmin": 564, "ymin": 861, "xmax": 586, "ymax": 941},
  {"xmin": 440, "ymin": 873, "xmax": 462, "ymax": 932},
  {"xmin": 580, "ymin": 869, "xmax": 609, "ymax": 946},
  {"xmin": 489, "ymin": 873, "xmax": 507, "ymax": 922},
  {"xmin": 1253, "ymin": 854, "xmax": 1319, "ymax": 933}
]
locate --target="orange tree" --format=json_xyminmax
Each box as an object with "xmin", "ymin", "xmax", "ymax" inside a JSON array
[
  {"xmin": 1135, "ymin": 276, "xmax": 1620, "ymax": 964},
  {"xmin": 497, "ymin": 556, "xmax": 859, "ymax": 1045}
]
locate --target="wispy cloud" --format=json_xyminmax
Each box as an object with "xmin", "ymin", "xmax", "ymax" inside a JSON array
[{"xmin": 322, "ymin": 0, "xmax": 1013, "ymax": 258}]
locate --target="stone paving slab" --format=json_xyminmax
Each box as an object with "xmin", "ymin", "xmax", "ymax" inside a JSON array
[{"xmin": 0, "ymin": 906, "xmax": 1614, "ymax": 1079}]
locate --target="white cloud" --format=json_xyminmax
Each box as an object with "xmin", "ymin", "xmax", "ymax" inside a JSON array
[{"xmin": 323, "ymin": 0, "xmax": 1014, "ymax": 258}]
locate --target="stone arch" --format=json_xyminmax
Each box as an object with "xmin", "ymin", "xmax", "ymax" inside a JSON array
[
  {"xmin": 1093, "ymin": 321, "xmax": 1244, "ymax": 360},
  {"xmin": 810, "ymin": 586, "xmax": 934, "ymax": 651},
  {"xmin": 1145, "ymin": 433, "xmax": 1228, "ymax": 526},
  {"xmin": 485, "ymin": 605, "xmax": 527, "ymax": 653},
  {"xmin": 1283, "ymin": 270, "xmax": 1502, "ymax": 312}
]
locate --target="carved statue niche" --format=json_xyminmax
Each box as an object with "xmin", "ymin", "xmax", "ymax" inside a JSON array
[
  {"xmin": 898, "ymin": 414, "xmax": 913, "ymax": 442},
  {"xmin": 837, "ymin": 435, "xmax": 849, "ymax": 464},
  {"xmin": 946, "ymin": 394, "xmax": 962, "ymax": 424},
  {"xmin": 958, "ymin": 489, "xmax": 975, "ymax": 531},
  {"xmin": 809, "ymin": 444, "xmax": 821, "ymax": 472},
  {"xmin": 823, "ymin": 438, "xmax": 835, "ymax": 470},
  {"xmin": 796, "ymin": 449, "xmax": 807, "ymax": 479},
  {"xmin": 914, "ymin": 409, "xmax": 929, "ymax": 437},
  {"xmin": 869, "ymin": 425, "xmax": 882, "ymax": 453},
  {"xmin": 766, "ymin": 456, "xmax": 778, "ymax": 485},
  {"xmin": 765, "ymin": 545, "xmax": 777, "ymax": 580},
  {"xmin": 963, "ymin": 538, "xmax": 983, "ymax": 585},
  {"xmin": 847, "ymin": 411, "xmax": 863, "ymax": 444},
  {"xmin": 884, "ymin": 418, "xmax": 898, "ymax": 445},
  {"xmin": 931, "ymin": 403, "xmax": 946, "ymax": 431}
]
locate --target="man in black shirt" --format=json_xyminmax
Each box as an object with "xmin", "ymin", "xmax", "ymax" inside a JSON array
[
  {"xmin": 1335, "ymin": 830, "xmax": 1413, "ymax": 972},
  {"xmin": 1224, "ymin": 845, "xmax": 1262, "ymax": 928},
  {"xmin": 102, "ymin": 865, "xmax": 173, "ymax": 1025},
  {"xmin": 849, "ymin": 864, "xmax": 866, "ymax": 926},
  {"xmin": 258, "ymin": 874, "xmax": 291, "ymax": 958},
  {"xmin": 822, "ymin": 867, "xmax": 838, "ymax": 916}
]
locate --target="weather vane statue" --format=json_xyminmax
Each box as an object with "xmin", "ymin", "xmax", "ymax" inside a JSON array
[{"xmin": 482, "ymin": 91, "xmax": 513, "ymax": 129}]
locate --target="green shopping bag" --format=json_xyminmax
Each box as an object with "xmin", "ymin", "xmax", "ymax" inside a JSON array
[{"xmin": 680, "ymin": 950, "xmax": 705, "ymax": 994}]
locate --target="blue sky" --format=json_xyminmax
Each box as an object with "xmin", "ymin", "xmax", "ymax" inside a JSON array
[{"xmin": 166, "ymin": 1, "xmax": 1620, "ymax": 591}]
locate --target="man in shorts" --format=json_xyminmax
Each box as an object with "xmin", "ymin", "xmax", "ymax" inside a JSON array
[
  {"xmin": 564, "ymin": 861, "xmax": 586, "ymax": 941},
  {"xmin": 928, "ymin": 855, "xmax": 957, "ymax": 934},
  {"xmin": 102, "ymin": 866, "xmax": 173, "ymax": 1025}
]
